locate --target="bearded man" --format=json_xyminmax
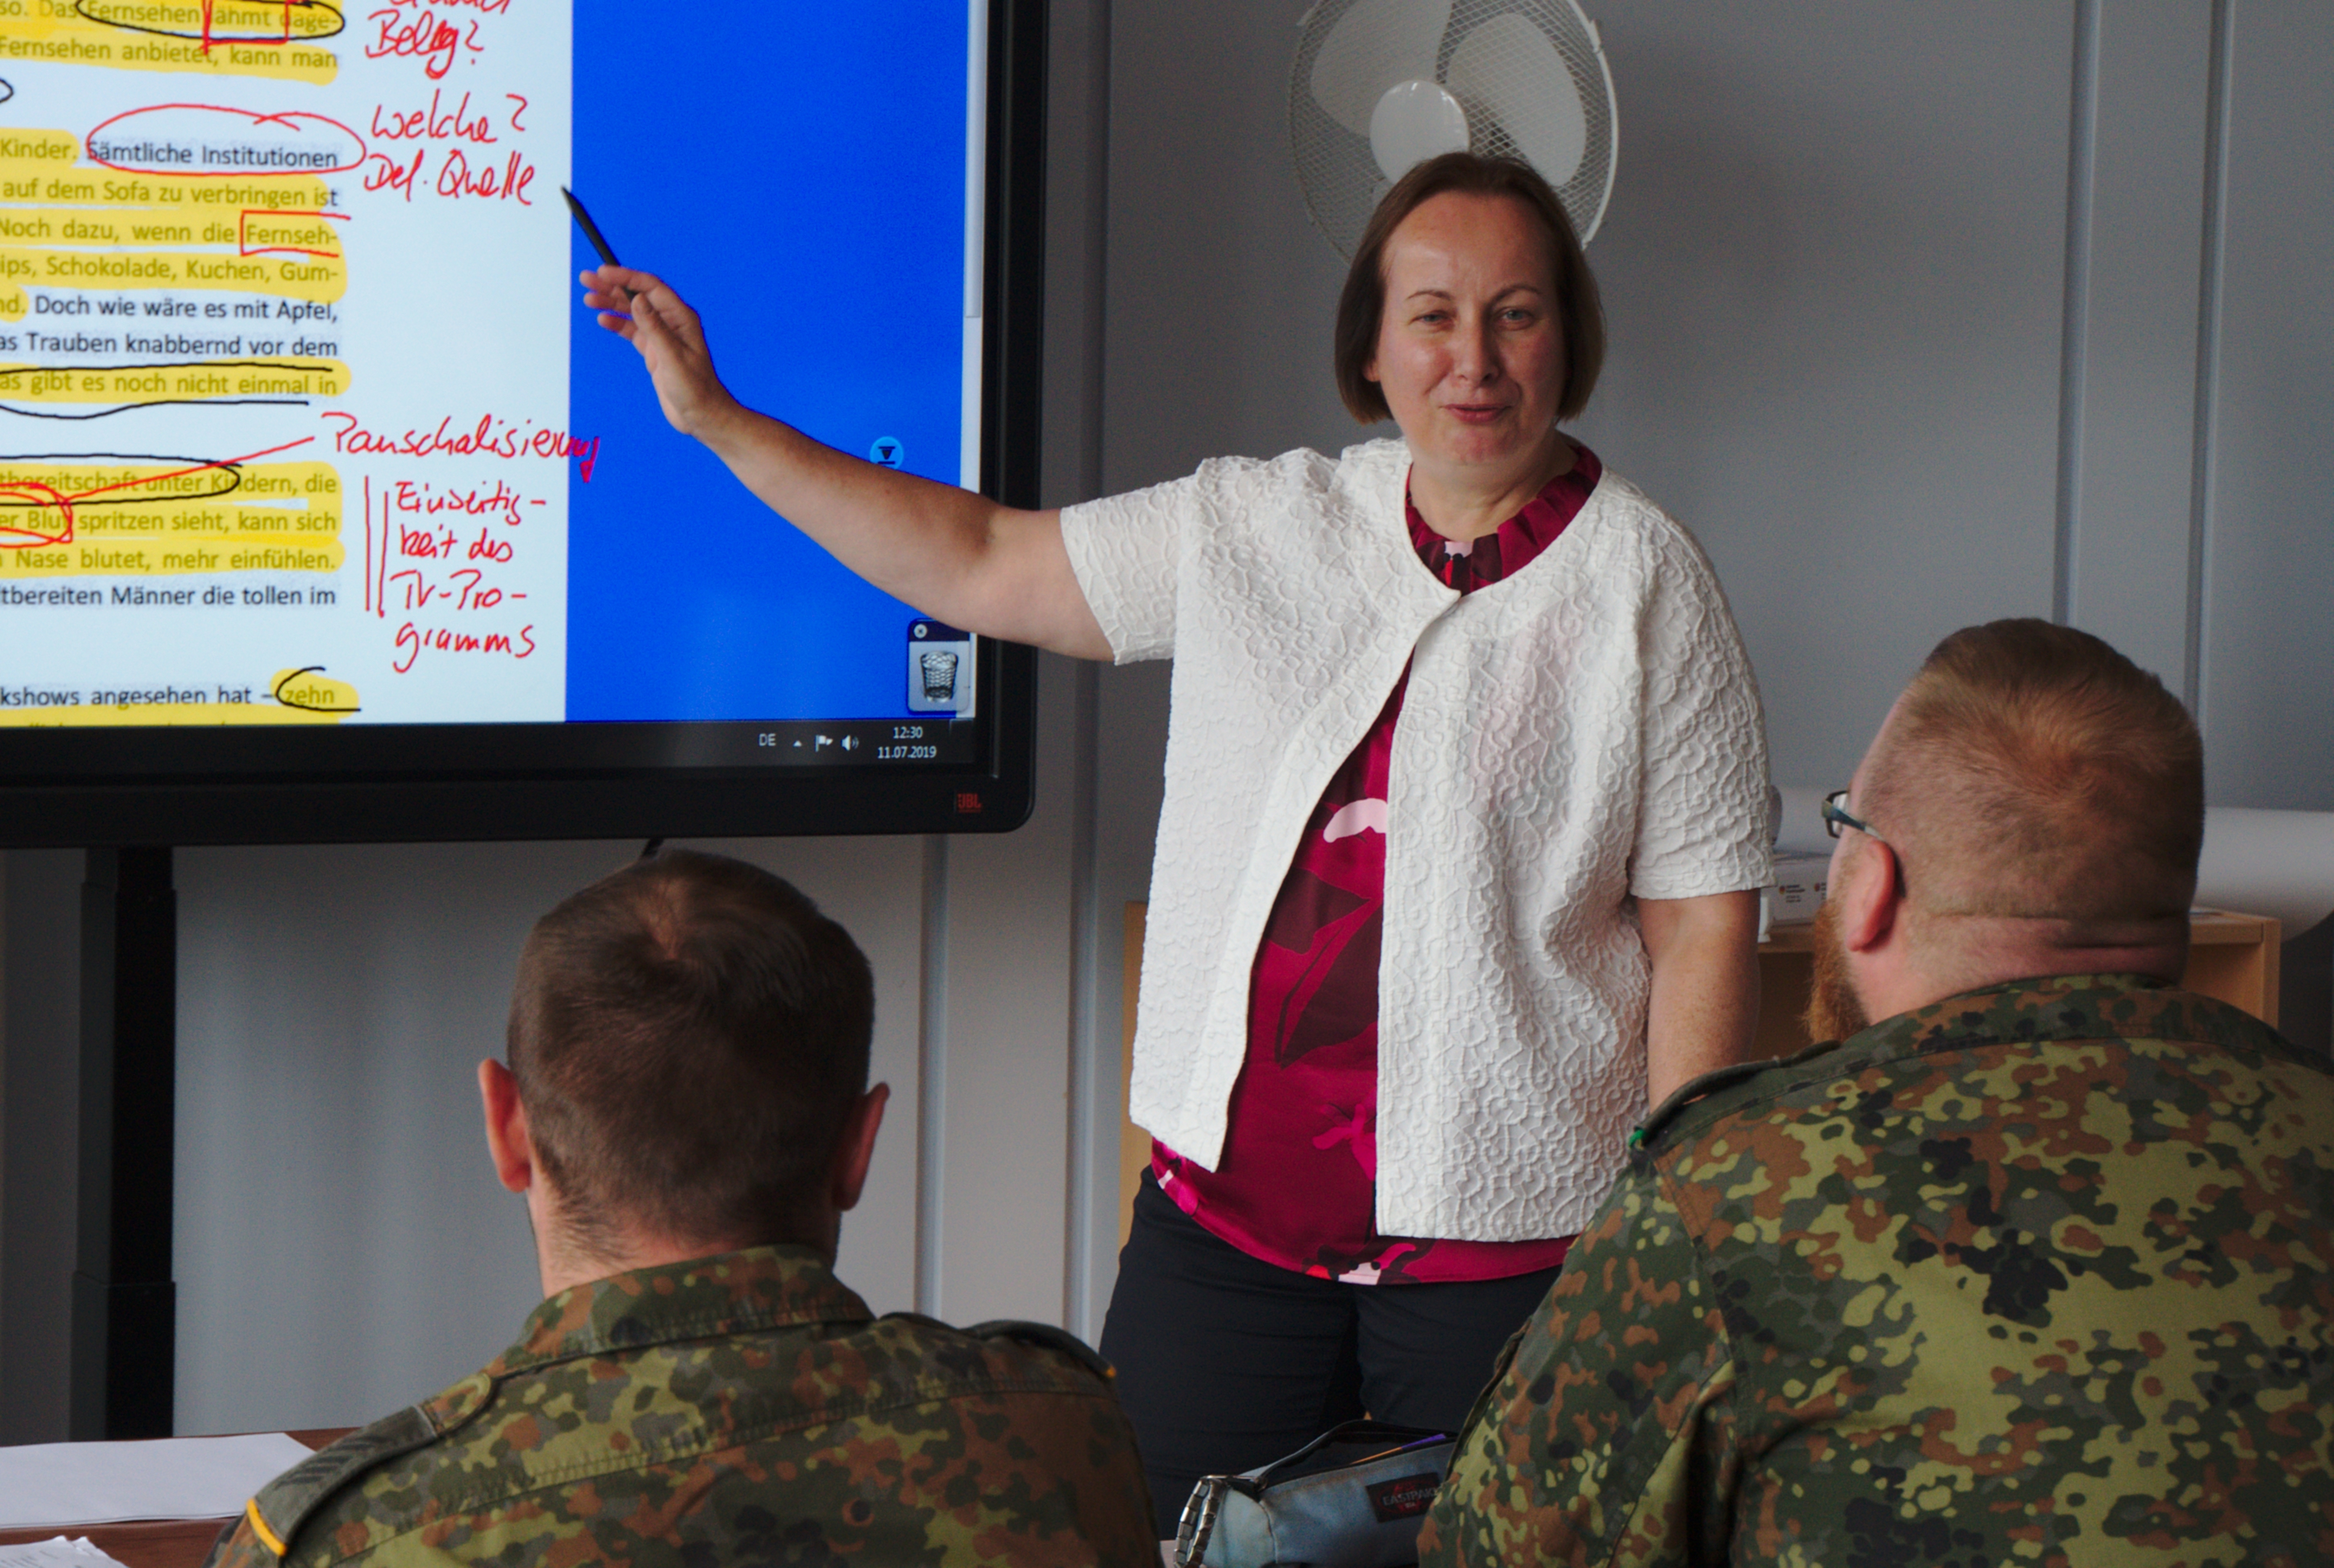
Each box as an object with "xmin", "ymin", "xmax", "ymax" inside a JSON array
[{"xmin": 1418, "ymin": 618, "xmax": 2334, "ymax": 1566}]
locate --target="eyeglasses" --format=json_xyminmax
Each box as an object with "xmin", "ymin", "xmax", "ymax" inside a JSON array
[{"xmin": 1822, "ymin": 788, "xmax": 1882, "ymax": 842}]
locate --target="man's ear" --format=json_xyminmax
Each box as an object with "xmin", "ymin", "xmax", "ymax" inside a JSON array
[
  {"xmin": 478, "ymin": 1058, "xmax": 535, "ymax": 1195},
  {"xmin": 1836, "ymin": 837, "xmax": 1904, "ymax": 955},
  {"xmin": 828, "ymin": 1083, "xmax": 889, "ymax": 1216}
]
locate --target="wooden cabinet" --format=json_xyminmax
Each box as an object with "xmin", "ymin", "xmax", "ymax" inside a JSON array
[{"xmin": 1752, "ymin": 908, "xmax": 2280, "ymax": 1061}]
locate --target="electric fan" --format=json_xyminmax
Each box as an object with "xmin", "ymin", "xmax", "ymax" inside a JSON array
[{"xmin": 1290, "ymin": 0, "xmax": 1619, "ymax": 258}]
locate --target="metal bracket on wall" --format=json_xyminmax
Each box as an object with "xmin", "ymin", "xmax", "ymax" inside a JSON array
[{"xmin": 70, "ymin": 846, "xmax": 176, "ymax": 1440}]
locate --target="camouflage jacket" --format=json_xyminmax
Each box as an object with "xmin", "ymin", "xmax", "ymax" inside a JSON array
[
  {"xmin": 1419, "ymin": 975, "xmax": 2334, "ymax": 1567},
  {"xmin": 202, "ymin": 1244, "xmax": 1156, "ymax": 1567}
]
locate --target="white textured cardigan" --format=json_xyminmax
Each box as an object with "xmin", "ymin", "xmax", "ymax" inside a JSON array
[{"xmin": 1062, "ymin": 440, "xmax": 1770, "ymax": 1241}]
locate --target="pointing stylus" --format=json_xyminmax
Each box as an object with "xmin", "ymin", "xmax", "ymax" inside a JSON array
[{"xmin": 561, "ymin": 185, "xmax": 632, "ymax": 304}]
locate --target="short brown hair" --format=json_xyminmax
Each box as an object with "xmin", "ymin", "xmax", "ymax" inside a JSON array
[
  {"xmin": 1333, "ymin": 151, "xmax": 1606, "ymax": 425},
  {"xmin": 1861, "ymin": 619, "xmax": 2203, "ymax": 938},
  {"xmin": 506, "ymin": 849, "xmax": 875, "ymax": 1253}
]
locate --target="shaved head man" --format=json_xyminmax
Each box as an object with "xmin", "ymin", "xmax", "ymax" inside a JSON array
[
  {"xmin": 1422, "ymin": 619, "xmax": 2334, "ymax": 1567},
  {"xmin": 205, "ymin": 849, "xmax": 1153, "ymax": 1567}
]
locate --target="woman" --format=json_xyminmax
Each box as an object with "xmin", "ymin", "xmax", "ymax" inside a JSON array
[{"xmin": 585, "ymin": 152, "xmax": 1770, "ymax": 1534}]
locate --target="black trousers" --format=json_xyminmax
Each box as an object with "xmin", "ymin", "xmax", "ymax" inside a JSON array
[{"xmin": 1098, "ymin": 1171, "xmax": 1562, "ymax": 1539}]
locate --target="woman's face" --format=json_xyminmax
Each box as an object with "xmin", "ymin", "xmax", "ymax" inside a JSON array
[{"xmin": 1367, "ymin": 191, "xmax": 1566, "ymax": 481}]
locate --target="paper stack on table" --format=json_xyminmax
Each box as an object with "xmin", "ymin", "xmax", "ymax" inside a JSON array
[
  {"xmin": 0, "ymin": 1539, "xmax": 130, "ymax": 1568},
  {"xmin": 0, "ymin": 1433, "xmax": 313, "ymax": 1530}
]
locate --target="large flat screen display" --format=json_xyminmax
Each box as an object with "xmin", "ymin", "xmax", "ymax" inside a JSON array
[{"xmin": 0, "ymin": 0, "xmax": 1040, "ymax": 844}]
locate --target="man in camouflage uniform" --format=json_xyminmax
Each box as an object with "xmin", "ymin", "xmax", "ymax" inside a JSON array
[
  {"xmin": 205, "ymin": 849, "xmax": 1155, "ymax": 1567},
  {"xmin": 1420, "ymin": 619, "xmax": 2334, "ymax": 1566}
]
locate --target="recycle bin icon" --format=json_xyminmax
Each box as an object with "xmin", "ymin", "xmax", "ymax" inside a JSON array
[
  {"xmin": 906, "ymin": 621, "xmax": 974, "ymax": 714},
  {"xmin": 918, "ymin": 649, "xmax": 960, "ymax": 702}
]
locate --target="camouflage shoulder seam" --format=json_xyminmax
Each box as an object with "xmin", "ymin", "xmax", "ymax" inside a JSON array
[
  {"xmin": 359, "ymin": 1376, "xmax": 1130, "ymax": 1524},
  {"xmin": 245, "ymin": 1386, "xmax": 476, "ymax": 1563},
  {"xmin": 1633, "ymin": 1036, "xmax": 1847, "ymax": 1157},
  {"xmin": 963, "ymin": 1318, "xmax": 1115, "ymax": 1381}
]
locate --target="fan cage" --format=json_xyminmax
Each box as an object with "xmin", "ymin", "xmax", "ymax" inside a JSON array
[{"xmin": 1290, "ymin": 0, "xmax": 1617, "ymax": 260}]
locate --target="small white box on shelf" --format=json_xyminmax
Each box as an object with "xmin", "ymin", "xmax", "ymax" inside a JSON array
[{"xmin": 1760, "ymin": 852, "xmax": 1832, "ymax": 938}]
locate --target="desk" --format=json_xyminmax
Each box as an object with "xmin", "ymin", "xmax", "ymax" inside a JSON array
[
  {"xmin": 1117, "ymin": 904, "xmax": 2283, "ymax": 1244},
  {"xmin": 0, "ymin": 1430, "xmax": 349, "ymax": 1568}
]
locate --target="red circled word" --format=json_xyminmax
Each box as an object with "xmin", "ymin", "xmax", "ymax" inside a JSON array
[
  {"xmin": 85, "ymin": 103, "xmax": 368, "ymax": 178},
  {"xmin": 0, "ymin": 436, "xmax": 315, "ymax": 551}
]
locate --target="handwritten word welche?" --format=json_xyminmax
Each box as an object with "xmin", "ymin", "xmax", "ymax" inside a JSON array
[{"xmin": 369, "ymin": 89, "xmax": 528, "ymax": 143}]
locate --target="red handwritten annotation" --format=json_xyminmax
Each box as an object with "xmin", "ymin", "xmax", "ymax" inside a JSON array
[
  {"xmin": 388, "ymin": 476, "xmax": 536, "ymax": 527},
  {"xmin": 365, "ymin": 4, "xmax": 500, "ymax": 82},
  {"xmin": 371, "ymin": 88, "xmax": 503, "ymax": 144},
  {"xmin": 393, "ymin": 619, "xmax": 535, "ymax": 672},
  {"xmin": 363, "ymin": 143, "xmax": 535, "ymax": 204},
  {"xmin": 325, "ymin": 412, "xmax": 598, "ymax": 480}
]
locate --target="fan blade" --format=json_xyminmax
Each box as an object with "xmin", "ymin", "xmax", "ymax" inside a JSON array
[
  {"xmin": 1309, "ymin": 0, "xmax": 1455, "ymax": 137},
  {"xmin": 1445, "ymin": 12, "xmax": 1588, "ymax": 188}
]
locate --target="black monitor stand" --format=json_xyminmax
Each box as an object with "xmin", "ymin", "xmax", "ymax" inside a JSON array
[{"xmin": 71, "ymin": 847, "xmax": 176, "ymax": 1440}]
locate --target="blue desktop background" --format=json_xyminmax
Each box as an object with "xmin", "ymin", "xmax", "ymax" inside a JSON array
[{"xmin": 566, "ymin": 2, "xmax": 970, "ymax": 721}]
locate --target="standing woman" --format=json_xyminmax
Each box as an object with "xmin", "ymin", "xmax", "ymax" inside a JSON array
[{"xmin": 583, "ymin": 152, "xmax": 1770, "ymax": 1535}]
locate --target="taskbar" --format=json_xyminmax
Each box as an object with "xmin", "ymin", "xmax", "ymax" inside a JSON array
[{"xmin": 728, "ymin": 715, "xmax": 978, "ymax": 768}]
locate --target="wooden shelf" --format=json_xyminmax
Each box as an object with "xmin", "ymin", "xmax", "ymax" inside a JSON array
[{"xmin": 1753, "ymin": 907, "xmax": 2280, "ymax": 1061}]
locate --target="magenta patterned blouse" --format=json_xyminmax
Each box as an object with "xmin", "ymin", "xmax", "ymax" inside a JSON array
[{"xmin": 1150, "ymin": 446, "xmax": 1606, "ymax": 1284}]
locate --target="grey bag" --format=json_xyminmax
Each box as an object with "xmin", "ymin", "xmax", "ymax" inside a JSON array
[{"xmin": 1173, "ymin": 1421, "xmax": 1453, "ymax": 1567}]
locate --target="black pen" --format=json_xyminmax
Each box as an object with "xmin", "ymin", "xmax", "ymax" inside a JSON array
[{"xmin": 560, "ymin": 185, "xmax": 632, "ymax": 305}]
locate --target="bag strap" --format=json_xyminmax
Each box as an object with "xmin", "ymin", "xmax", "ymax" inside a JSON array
[
  {"xmin": 1175, "ymin": 1475, "xmax": 1232, "ymax": 1566},
  {"xmin": 1248, "ymin": 1419, "xmax": 1448, "ymax": 1487}
]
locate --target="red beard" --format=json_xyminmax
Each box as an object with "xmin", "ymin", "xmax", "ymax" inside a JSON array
[{"xmin": 1802, "ymin": 896, "xmax": 1870, "ymax": 1045}]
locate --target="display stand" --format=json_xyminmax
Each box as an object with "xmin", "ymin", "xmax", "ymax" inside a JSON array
[{"xmin": 70, "ymin": 847, "xmax": 176, "ymax": 1441}]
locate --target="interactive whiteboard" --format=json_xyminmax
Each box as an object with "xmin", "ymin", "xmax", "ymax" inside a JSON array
[{"xmin": 0, "ymin": 0, "xmax": 1040, "ymax": 843}]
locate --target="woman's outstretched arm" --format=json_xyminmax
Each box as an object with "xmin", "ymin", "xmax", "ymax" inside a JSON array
[{"xmin": 583, "ymin": 264, "xmax": 1112, "ymax": 661}]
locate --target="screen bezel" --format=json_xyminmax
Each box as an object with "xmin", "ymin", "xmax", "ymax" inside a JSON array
[{"xmin": 0, "ymin": 0, "xmax": 1044, "ymax": 848}]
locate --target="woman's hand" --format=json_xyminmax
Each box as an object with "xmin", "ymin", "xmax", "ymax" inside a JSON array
[
  {"xmin": 581, "ymin": 265, "xmax": 739, "ymax": 439},
  {"xmin": 570, "ymin": 263, "xmax": 1111, "ymax": 659}
]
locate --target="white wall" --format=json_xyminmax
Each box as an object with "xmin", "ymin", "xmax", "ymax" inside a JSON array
[
  {"xmin": 5, "ymin": 0, "xmax": 2330, "ymax": 1441},
  {"xmin": 1099, "ymin": 0, "xmax": 2332, "ymax": 807}
]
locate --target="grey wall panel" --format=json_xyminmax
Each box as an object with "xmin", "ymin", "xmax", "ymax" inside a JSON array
[
  {"xmin": 2204, "ymin": 1, "xmax": 2334, "ymax": 809},
  {"xmin": 1569, "ymin": 1, "xmax": 2075, "ymax": 789},
  {"xmin": 1, "ymin": 850, "xmax": 80, "ymax": 1445},
  {"xmin": 171, "ymin": 835, "xmax": 927, "ymax": 1435},
  {"xmin": 2071, "ymin": 0, "xmax": 2210, "ymax": 690},
  {"xmin": 932, "ymin": 652, "xmax": 1079, "ymax": 1327},
  {"xmin": 1102, "ymin": 0, "xmax": 1372, "ymax": 493}
]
